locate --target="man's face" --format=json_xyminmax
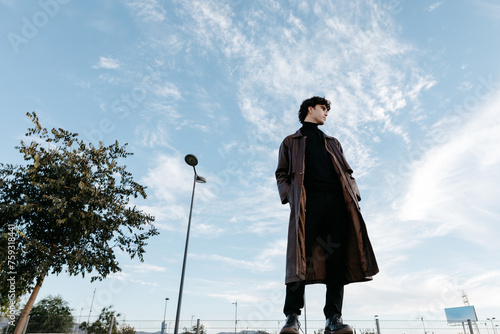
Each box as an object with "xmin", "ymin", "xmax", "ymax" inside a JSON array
[{"xmin": 306, "ymin": 104, "xmax": 328, "ymax": 125}]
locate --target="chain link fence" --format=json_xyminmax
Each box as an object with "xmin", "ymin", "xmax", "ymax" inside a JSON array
[{"xmin": 3, "ymin": 319, "xmax": 498, "ymax": 334}]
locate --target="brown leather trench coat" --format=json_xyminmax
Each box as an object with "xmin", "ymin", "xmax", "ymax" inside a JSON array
[{"xmin": 275, "ymin": 129, "xmax": 379, "ymax": 285}]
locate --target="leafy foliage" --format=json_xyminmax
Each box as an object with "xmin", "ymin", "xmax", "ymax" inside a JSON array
[
  {"xmin": 79, "ymin": 306, "xmax": 120, "ymax": 334},
  {"xmin": 77, "ymin": 306, "xmax": 136, "ymax": 334},
  {"xmin": 118, "ymin": 325, "xmax": 136, "ymax": 334},
  {"xmin": 26, "ymin": 295, "xmax": 74, "ymax": 333},
  {"xmin": 182, "ymin": 323, "xmax": 206, "ymax": 334},
  {"xmin": 0, "ymin": 112, "xmax": 158, "ymax": 307},
  {"xmin": 4, "ymin": 295, "xmax": 74, "ymax": 334}
]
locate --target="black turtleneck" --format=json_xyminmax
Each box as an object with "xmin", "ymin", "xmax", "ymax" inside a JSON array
[{"xmin": 300, "ymin": 122, "xmax": 341, "ymax": 193}]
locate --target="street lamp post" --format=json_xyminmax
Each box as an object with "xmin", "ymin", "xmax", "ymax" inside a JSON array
[
  {"xmin": 374, "ymin": 315, "xmax": 381, "ymax": 334},
  {"xmin": 418, "ymin": 317, "xmax": 427, "ymax": 334},
  {"xmin": 162, "ymin": 298, "xmax": 169, "ymax": 334},
  {"xmin": 487, "ymin": 318, "xmax": 497, "ymax": 334},
  {"xmin": 485, "ymin": 322, "xmax": 491, "ymax": 334},
  {"xmin": 173, "ymin": 154, "xmax": 206, "ymax": 334},
  {"xmin": 87, "ymin": 288, "xmax": 96, "ymax": 325},
  {"xmin": 232, "ymin": 301, "xmax": 238, "ymax": 334}
]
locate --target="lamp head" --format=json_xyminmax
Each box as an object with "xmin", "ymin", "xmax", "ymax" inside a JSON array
[{"xmin": 185, "ymin": 154, "xmax": 198, "ymax": 166}]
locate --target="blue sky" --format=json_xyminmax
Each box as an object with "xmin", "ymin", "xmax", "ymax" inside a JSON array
[{"xmin": 1, "ymin": 0, "xmax": 500, "ymax": 328}]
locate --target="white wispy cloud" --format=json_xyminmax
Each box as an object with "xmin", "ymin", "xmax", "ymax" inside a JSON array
[
  {"xmin": 93, "ymin": 56, "xmax": 121, "ymax": 70},
  {"xmin": 134, "ymin": 120, "xmax": 176, "ymax": 148},
  {"xmin": 192, "ymin": 239, "xmax": 286, "ymax": 273},
  {"xmin": 124, "ymin": 263, "xmax": 166, "ymax": 273},
  {"xmin": 344, "ymin": 263, "xmax": 500, "ymax": 319},
  {"xmin": 227, "ymin": 1, "xmax": 434, "ymax": 175},
  {"xmin": 142, "ymin": 153, "xmax": 195, "ymax": 197},
  {"xmin": 192, "ymin": 222, "xmax": 226, "ymax": 239},
  {"xmin": 426, "ymin": 2, "xmax": 444, "ymax": 12},
  {"xmin": 140, "ymin": 153, "xmax": 222, "ymax": 235},
  {"xmin": 175, "ymin": 0, "xmax": 420, "ymax": 187},
  {"xmin": 192, "ymin": 278, "xmax": 285, "ymax": 305},
  {"xmin": 140, "ymin": 153, "xmax": 195, "ymax": 226},
  {"xmin": 397, "ymin": 92, "xmax": 500, "ymax": 249},
  {"xmin": 181, "ymin": 1, "xmax": 252, "ymax": 58},
  {"xmin": 106, "ymin": 268, "xmax": 161, "ymax": 288},
  {"xmin": 458, "ymin": 81, "xmax": 474, "ymax": 91},
  {"xmin": 127, "ymin": 0, "xmax": 166, "ymax": 22},
  {"xmin": 155, "ymin": 82, "xmax": 182, "ymax": 99}
]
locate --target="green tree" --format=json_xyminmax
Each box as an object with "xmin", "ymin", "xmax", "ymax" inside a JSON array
[
  {"xmin": 26, "ymin": 295, "xmax": 74, "ymax": 333},
  {"xmin": 79, "ymin": 306, "xmax": 120, "ymax": 334},
  {"xmin": 3, "ymin": 295, "xmax": 73, "ymax": 334},
  {"xmin": 182, "ymin": 323, "xmax": 206, "ymax": 334},
  {"xmin": 118, "ymin": 325, "xmax": 136, "ymax": 334},
  {"xmin": 0, "ymin": 112, "xmax": 158, "ymax": 334}
]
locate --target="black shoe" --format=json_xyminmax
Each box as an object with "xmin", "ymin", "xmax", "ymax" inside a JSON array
[
  {"xmin": 325, "ymin": 315, "xmax": 353, "ymax": 334},
  {"xmin": 280, "ymin": 314, "xmax": 300, "ymax": 334}
]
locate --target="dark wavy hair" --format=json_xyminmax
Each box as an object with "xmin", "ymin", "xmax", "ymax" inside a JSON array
[{"xmin": 298, "ymin": 96, "xmax": 331, "ymax": 124}]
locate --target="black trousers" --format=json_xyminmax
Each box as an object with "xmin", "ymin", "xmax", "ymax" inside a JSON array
[{"xmin": 283, "ymin": 191, "xmax": 348, "ymax": 318}]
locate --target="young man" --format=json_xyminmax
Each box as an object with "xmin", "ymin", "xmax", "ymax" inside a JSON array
[{"xmin": 275, "ymin": 96, "xmax": 379, "ymax": 334}]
